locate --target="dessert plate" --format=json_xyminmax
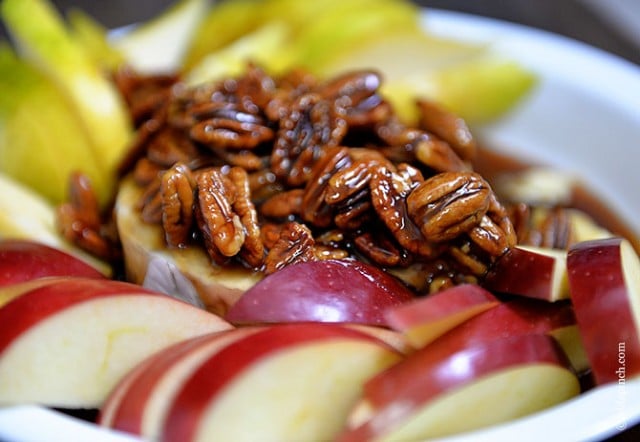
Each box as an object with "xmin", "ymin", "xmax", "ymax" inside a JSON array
[{"xmin": 1, "ymin": 8, "xmax": 639, "ymax": 442}]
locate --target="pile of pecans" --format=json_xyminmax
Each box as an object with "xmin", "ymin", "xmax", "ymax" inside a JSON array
[{"xmin": 110, "ymin": 64, "xmax": 522, "ymax": 294}]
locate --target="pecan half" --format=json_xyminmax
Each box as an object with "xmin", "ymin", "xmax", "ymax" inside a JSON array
[
  {"xmin": 263, "ymin": 221, "xmax": 316, "ymax": 275},
  {"xmin": 160, "ymin": 162, "xmax": 196, "ymax": 248},
  {"xmin": 370, "ymin": 166, "xmax": 438, "ymax": 258},
  {"xmin": 227, "ymin": 166, "xmax": 264, "ymax": 268},
  {"xmin": 195, "ymin": 168, "xmax": 245, "ymax": 263},
  {"xmin": 407, "ymin": 171, "xmax": 491, "ymax": 243}
]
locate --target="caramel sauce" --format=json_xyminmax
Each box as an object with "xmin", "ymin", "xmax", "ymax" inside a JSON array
[{"xmin": 473, "ymin": 145, "xmax": 640, "ymax": 252}]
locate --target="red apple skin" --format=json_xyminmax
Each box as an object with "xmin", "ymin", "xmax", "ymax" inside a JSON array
[
  {"xmin": 162, "ymin": 323, "xmax": 400, "ymax": 442},
  {"xmin": 384, "ymin": 284, "xmax": 499, "ymax": 336},
  {"xmin": 99, "ymin": 328, "xmax": 263, "ymax": 436},
  {"xmin": 99, "ymin": 333, "xmax": 217, "ymax": 434},
  {"xmin": 0, "ymin": 278, "xmax": 157, "ymax": 355},
  {"xmin": 483, "ymin": 246, "xmax": 562, "ymax": 301},
  {"xmin": 339, "ymin": 334, "xmax": 575, "ymax": 442},
  {"xmin": 415, "ymin": 297, "xmax": 577, "ymax": 356},
  {"xmin": 225, "ymin": 259, "xmax": 414, "ymax": 326},
  {"xmin": 0, "ymin": 239, "xmax": 106, "ymax": 286},
  {"xmin": 567, "ymin": 237, "xmax": 640, "ymax": 384}
]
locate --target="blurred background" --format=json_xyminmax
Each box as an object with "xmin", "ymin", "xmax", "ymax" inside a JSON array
[
  {"xmin": 4, "ymin": 0, "xmax": 636, "ymax": 66},
  {"xmin": 0, "ymin": 0, "xmax": 639, "ymax": 65}
]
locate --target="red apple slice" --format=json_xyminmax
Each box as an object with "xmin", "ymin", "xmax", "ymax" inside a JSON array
[
  {"xmin": 0, "ymin": 278, "xmax": 232, "ymax": 408},
  {"xmin": 483, "ymin": 245, "xmax": 570, "ymax": 302},
  {"xmin": 99, "ymin": 327, "xmax": 263, "ymax": 439},
  {"xmin": 416, "ymin": 297, "xmax": 586, "ymax": 372},
  {"xmin": 161, "ymin": 323, "xmax": 402, "ymax": 441},
  {"xmin": 225, "ymin": 259, "xmax": 414, "ymax": 326},
  {"xmin": 0, "ymin": 276, "xmax": 76, "ymax": 307},
  {"xmin": 0, "ymin": 238, "xmax": 107, "ymax": 287},
  {"xmin": 384, "ymin": 283, "xmax": 500, "ymax": 348},
  {"xmin": 567, "ymin": 237, "xmax": 640, "ymax": 384},
  {"xmin": 339, "ymin": 333, "xmax": 579, "ymax": 441}
]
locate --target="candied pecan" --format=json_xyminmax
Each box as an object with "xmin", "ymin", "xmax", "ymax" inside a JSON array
[
  {"xmin": 313, "ymin": 244, "xmax": 350, "ymax": 260},
  {"xmin": 407, "ymin": 171, "xmax": 491, "ymax": 243},
  {"xmin": 206, "ymin": 148, "xmax": 265, "ymax": 171},
  {"xmin": 468, "ymin": 193, "xmax": 517, "ymax": 256},
  {"xmin": 138, "ymin": 176, "xmax": 164, "ymax": 224},
  {"xmin": 247, "ymin": 169, "xmax": 283, "ymax": 203},
  {"xmin": 354, "ymin": 231, "xmax": 412, "ymax": 268},
  {"xmin": 510, "ymin": 205, "xmax": 575, "ymax": 249},
  {"xmin": 113, "ymin": 67, "xmax": 179, "ymax": 126},
  {"xmin": 320, "ymin": 70, "xmax": 391, "ymax": 128},
  {"xmin": 147, "ymin": 126, "xmax": 201, "ymax": 168},
  {"xmin": 234, "ymin": 64, "xmax": 278, "ymax": 112},
  {"xmin": 538, "ymin": 207, "xmax": 575, "ymax": 249},
  {"xmin": 160, "ymin": 163, "xmax": 196, "ymax": 248},
  {"xmin": 195, "ymin": 168, "xmax": 245, "ymax": 263},
  {"xmin": 370, "ymin": 166, "xmax": 438, "ymax": 258},
  {"xmin": 56, "ymin": 172, "xmax": 117, "ymax": 260},
  {"xmin": 271, "ymin": 93, "xmax": 347, "ymax": 185},
  {"xmin": 263, "ymin": 221, "xmax": 316, "ymax": 275},
  {"xmin": 190, "ymin": 112, "xmax": 274, "ymax": 150},
  {"xmin": 447, "ymin": 242, "xmax": 488, "ymax": 277},
  {"xmin": 227, "ymin": 166, "xmax": 264, "ymax": 268},
  {"xmin": 132, "ymin": 157, "xmax": 162, "ymax": 186},
  {"xmin": 414, "ymin": 134, "xmax": 468, "ymax": 173},
  {"xmin": 260, "ymin": 222, "xmax": 283, "ymax": 250},
  {"xmin": 301, "ymin": 146, "xmax": 352, "ymax": 228},
  {"xmin": 260, "ymin": 188, "xmax": 304, "ymax": 219},
  {"xmin": 417, "ymin": 98, "xmax": 476, "ymax": 162}
]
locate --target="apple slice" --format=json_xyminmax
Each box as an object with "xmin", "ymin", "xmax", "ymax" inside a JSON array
[
  {"xmin": 0, "ymin": 276, "xmax": 80, "ymax": 308},
  {"xmin": 416, "ymin": 297, "xmax": 586, "ymax": 373},
  {"xmin": 115, "ymin": 177, "xmax": 262, "ymax": 315},
  {"xmin": 384, "ymin": 283, "xmax": 500, "ymax": 348},
  {"xmin": 111, "ymin": 0, "xmax": 209, "ymax": 74},
  {"xmin": 100, "ymin": 327, "xmax": 263, "ymax": 440},
  {"xmin": 225, "ymin": 259, "xmax": 414, "ymax": 326},
  {"xmin": 0, "ymin": 278, "xmax": 231, "ymax": 408},
  {"xmin": 159, "ymin": 323, "xmax": 402, "ymax": 441},
  {"xmin": 0, "ymin": 239, "xmax": 106, "ymax": 287},
  {"xmin": 339, "ymin": 333, "xmax": 579, "ymax": 441},
  {"xmin": 566, "ymin": 237, "xmax": 640, "ymax": 384},
  {"xmin": 0, "ymin": 46, "xmax": 109, "ymax": 206},
  {"xmin": 483, "ymin": 245, "xmax": 570, "ymax": 302},
  {"xmin": 1, "ymin": 0, "xmax": 133, "ymax": 207}
]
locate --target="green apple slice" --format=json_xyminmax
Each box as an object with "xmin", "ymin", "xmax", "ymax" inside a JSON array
[
  {"xmin": 110, "ymin": 0, "xmax": 210, "ymax": 74},
  {"xmin": 1, "ymin": 0, "xmax": 133, "ymax": 206},
  {"xmin": 182, "ymin": 0, "xmax": 264, "ymax": 71},
  {"xmin": 0, "ymin": 45, "xmax": 108, "ymax": 205},
  {"xmin": 185, "ymin": 22, "xmax": 295, "ymax": 86},
  {"xmin": 66, "ymin": 8, "xmax": 124, "ymax": 71},
  {"xmin": 291, "ymin": 0, "xmax": 421, "ymax": 72}
]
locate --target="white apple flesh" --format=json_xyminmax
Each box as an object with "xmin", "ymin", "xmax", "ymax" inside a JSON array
[
  {"xmin": 567, "ymin": 237, "xmax": 640, "ymax": 384},
  {"xmin": 159, "ymin": 323, "xmax": 402, "ymax": 442},
  {"xmin": 339, "ymin": 333, "xmax": 579, "ymax": 441},
  {"xmin": 225, "ymin": 259, "xmax": 414, "ymax": 326},
  {"xmin": 0, "ymin": 278, "xmax": 231, "ymax": 408},
  {"xmin": 483, "ymin": 245, "xmax": 570, "ymax": 302},
  {"xmin": 384, "ymin": 283, "xmax": 499, "ymax": 348}
]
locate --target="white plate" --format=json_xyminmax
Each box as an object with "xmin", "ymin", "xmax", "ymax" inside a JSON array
[{"xmin": 1, "ymin": 8, "xmax": 640, "ymax": 442}]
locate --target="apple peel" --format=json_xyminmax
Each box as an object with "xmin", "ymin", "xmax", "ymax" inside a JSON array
[{"xmin": 567, "ymin": 237, "xmax": 640, "ymax": 384}]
